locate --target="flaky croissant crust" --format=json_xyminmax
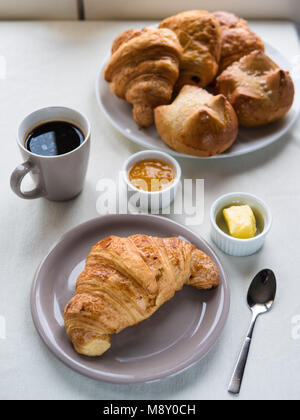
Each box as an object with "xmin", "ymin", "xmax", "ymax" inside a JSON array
[
  {"xmin": 104, "ymin": 27, "xmax": 182, "ymax": 128},
  {"xmin": 64, "ymin": 235, "xmax": 219, "ymax": 356}
]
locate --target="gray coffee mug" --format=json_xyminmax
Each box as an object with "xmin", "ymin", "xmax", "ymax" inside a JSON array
[{"xmin": 10, "ymin": 106, "xmax": 91, "ymax": 201}]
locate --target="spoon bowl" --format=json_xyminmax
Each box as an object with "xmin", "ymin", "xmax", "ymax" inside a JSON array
[{"xmin": 248, "ymin": 269, "xmax": 277, "ymax": 311}]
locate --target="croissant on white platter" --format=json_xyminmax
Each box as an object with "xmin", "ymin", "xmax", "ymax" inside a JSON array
[
  {"xmin": 64, "ymin": 234, "xmax": 219, "ymax": 356},
  {"xmin": 104, "ymin": 27, "xmax": 183, "ymax": 128}
]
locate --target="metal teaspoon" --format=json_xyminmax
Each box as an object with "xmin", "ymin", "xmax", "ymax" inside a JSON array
[{"xmin": 228, "ymin": 269, "xmax": 277, "ymax": 395}]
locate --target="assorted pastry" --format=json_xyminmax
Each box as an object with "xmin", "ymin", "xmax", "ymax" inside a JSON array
[
  {"xmin": 154, "ymin": 85, "xmax": 238, "ymax": 157},
  {"xmin": 26, "ymin": 12, "xmax": 287, "ymax": 362},
  {"xmin": 158, "ymin": 10, "xmax": 222, "ymax": 92},
  {"xmin": 212, "ymin": 11, "xmax": 265, "ymax": 73},
  {"xmin": 104, "ymin": 27, "xmax": 182, "ymax": 128},
  {"xmin": 104, "ymin": 10, "xmax": 295, "ymax": 157},
  {"xmin": 216, "ymin": 50, "xmax": 295, "ymax": 127},
  {"xmin": 64, "ymin": 234, "xmax": 219, "ymax": 356}
]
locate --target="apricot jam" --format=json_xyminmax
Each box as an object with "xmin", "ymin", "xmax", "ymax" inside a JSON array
[{"xmin": 129, "ymin": 159, "xmax": 175, "ymax": 192}]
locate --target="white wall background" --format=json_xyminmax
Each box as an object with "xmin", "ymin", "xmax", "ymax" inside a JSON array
[
  {"xmin": 0, "ymin": 0, "xmax": 77, "ymax": 20},
  {"xmin": 0, "ymin": 0, "xmax": 299, "ymax": 22},
  {"xmin": 85, "ymin": 0, "xmax": 300, "ymax": 22}
]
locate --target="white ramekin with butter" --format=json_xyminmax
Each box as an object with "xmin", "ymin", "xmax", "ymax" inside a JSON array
[{"xmin": 210, "ymin": 192, "xmax": 272, "ymax": 257}]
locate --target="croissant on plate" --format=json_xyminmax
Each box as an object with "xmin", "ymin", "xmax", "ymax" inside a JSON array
[
  {"xmin": 213, "ymin": 11, "xmax": 265, "ymax": 73},
  {"xmin": 104, "ymin": 27, "xmax": 183, "ymax": 128},
  {"xmin": 159, "ymin": 10, "xmax": 222, "ymax": 92},
  {"xmin": 216, "ymin": 50, "xmax": 295, "ymax": 127},
  {"xmin": 64, "ymin": 234, "xmax": 219, "ymax": 356}
]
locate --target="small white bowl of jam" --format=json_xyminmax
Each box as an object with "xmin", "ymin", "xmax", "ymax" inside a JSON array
[
  {"xmin": 210, "ymin": 192, "xmax": 272, "ymax": 257},
  {"xmin": 123, "ymin": 150, "xmax": 181, "ymax": 212}
]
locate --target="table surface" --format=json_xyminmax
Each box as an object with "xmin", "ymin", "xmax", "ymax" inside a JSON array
[{"xmin": 0, "ymin": 20, "xmax": 300, "ymax": 401}]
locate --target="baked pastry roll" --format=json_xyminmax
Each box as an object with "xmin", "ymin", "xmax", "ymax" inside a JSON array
[
  {"xmin": 216, "ymin": 50, "xmax": 295, "ymax": 127},
  {"xmin": 213, "ymin": 11, "xmax": 265, "ymax": 73},
  {"xmin": 159, "ymin": 10, "xmax": 221, "ymax": 91},
  {"xmin": 154, "ymin": 85, "xmax": 238, "ymax": 157},
  {"xmin": 64, "ymin": 235, "xmax": 219, "ymax": 356},
  {"xmin": 104, "ymin": 27, "xmax": 182, "ymax": 128}
]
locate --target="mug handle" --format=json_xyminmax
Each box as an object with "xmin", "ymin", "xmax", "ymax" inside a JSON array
[{"xmin": 10, "ymin": 160, "xmax": 45, "ymax": 199}]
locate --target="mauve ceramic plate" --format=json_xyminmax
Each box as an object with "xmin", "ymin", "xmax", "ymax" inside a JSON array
[
  {"xmin": 96, "ymin": 42, "xmax": 300, "ymax": 160},
  {"xmin": 31, "ymin": 214, "xmax": 230, "ymax": 384}
]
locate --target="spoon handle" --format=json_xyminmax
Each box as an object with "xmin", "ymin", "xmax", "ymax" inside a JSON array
[
  {"xmin": 228, "ymin": 337, "xmax": 252, "ymax": 394},
  {"xmin": 228, "ymin": 315, "xmax": 257, "ymax": 395}
]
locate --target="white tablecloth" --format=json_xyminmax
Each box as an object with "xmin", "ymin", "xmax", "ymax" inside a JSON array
[{"xmin": 0, "ymin": 20, "xmax": 300, "ymax": 400}]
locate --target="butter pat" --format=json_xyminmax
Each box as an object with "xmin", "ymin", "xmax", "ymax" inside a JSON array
[{"xmin": 223, "ymin": 205, "xmax": 257, "ymax": 239}]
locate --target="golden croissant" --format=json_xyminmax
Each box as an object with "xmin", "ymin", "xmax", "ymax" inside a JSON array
[
  {"xmin": 104, "ymin": 27, "xmax": 182, "ymax": 128},
  {"xmin": 64, "ymin": 235, "xmax": 219, "ymax": 356}
]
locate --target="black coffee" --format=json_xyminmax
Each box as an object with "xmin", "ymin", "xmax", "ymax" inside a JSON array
[{"xmin": 25, "ymin": 121, "xmax": 85, "ymax": 156}]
